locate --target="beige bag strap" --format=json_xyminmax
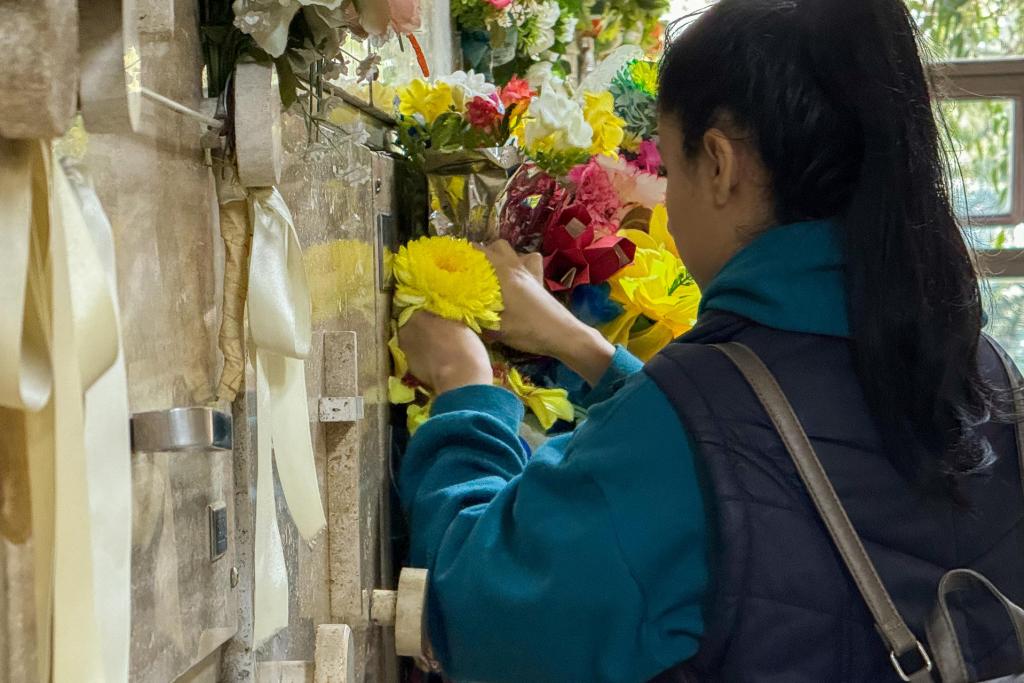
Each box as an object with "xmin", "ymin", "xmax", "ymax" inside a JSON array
[
  {"xmin": 924, "ymin": 336, "xmax": 1024, "ymax": 683},
  {"xmin": 713, "ymin": 342, "xmax": 936, "ymax": 682},
  {"xmin": 925, "ymin": 569, "xmax": 1024, "ymax": 683}
]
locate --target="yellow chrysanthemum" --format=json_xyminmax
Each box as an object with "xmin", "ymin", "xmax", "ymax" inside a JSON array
[
  {"xmin": 393, "ymin": 236, "xmax": 503, "ymax": 333},
  {"xmin": 628, "ymin": 60, "xmax": 659, "ymax": 97},
  {"xmin": 582, "ymin": 91, "xmax": 626, "ymax": 157},
  {"xmin": 398, "ymin": 79, "xmax": 455, "ymax": 125},
  {"xmin": 602, "ymin": 246, "xmax": 701, "ymax": 361},
  {"xmin": 506, "ymin": 368, "xmax": 575, "ymax": 431}
]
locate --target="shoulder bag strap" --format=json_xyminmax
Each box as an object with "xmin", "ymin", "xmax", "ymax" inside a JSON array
[
  {"xmin": 921, "ymin": 335, "xmax": 1024, "ymax": 683},
  {"xmin": 713, "ymin": 342, "xmax": 936, "ymax": 682}
]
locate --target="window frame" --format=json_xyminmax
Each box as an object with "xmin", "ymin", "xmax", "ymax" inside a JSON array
[{"xmin": 934, "ymin": 58, "xmax": 1024, "ymax": 275}]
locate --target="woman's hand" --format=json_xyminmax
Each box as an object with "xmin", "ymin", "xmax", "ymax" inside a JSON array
[
  {"xmin": 481, "ymin": 240, "xmax": 615, "ymax": 386},
  {"xmin": 399, "ymin": 311, "xmax": 493, "ymax": 394}
]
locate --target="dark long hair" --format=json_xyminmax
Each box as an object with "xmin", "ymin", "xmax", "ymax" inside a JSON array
[{"xmin": 658, "ymin": 0, "xmax": 995, "ymax": 491}]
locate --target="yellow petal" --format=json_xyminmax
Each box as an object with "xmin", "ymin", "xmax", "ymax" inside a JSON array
[
  {"xmin": 649, "ymin": 205, "xmax": 678, "ymax": 259},
  {"xmin": 389, "ymin": 376, "xmax": 417, "ymax": 404},
  {"xmin": 628, "ymin": 323, "xmax": 676, "ymax": 362}
]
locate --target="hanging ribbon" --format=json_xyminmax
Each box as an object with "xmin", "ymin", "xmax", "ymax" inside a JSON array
[
  {"xmin": 212, "ymin": 179, "xmax": 326, "ymax": 644},
  {"xmin": 0, "ymin": 139, "xmax": 131, "ymax": 683},
  {"xmin": 66, "ymin": 162, "xmax": 133, "ymax": 683}
]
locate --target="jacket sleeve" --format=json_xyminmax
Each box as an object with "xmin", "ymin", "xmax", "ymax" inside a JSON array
[{"xmin": 398, "ymin": 352, "xmax": 710, "ymax": 683}]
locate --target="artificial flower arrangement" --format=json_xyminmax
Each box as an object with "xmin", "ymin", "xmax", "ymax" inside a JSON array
[
  {"xmin": 389, "ymin": 57, "xmax": 701, "ymax": 435},
  {"xmin": 394, "ymin": 72, "xmax": 535, "ymax": 164},
  {"xmin": 455, "ymin": 0, "xmax": 584, "ymax": 85}
]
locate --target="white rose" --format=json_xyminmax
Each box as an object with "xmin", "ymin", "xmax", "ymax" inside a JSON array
[
  {"xmin": 526, "ymin": 1, "xmax": 560, "ymax": 57},
  {"xmin": 523, "ymin": 89, "xmax": 593, "ymax": 152}
]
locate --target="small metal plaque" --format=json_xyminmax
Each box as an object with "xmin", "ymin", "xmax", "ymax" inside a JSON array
[{"xmin": 209, "ymin": 502, "xmax": 228, "ymax": 561}]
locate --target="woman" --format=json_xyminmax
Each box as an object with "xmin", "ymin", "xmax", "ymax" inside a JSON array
[{"xmin": 397, "ymin": 0, "xmax": 1024, "ymax": 680}]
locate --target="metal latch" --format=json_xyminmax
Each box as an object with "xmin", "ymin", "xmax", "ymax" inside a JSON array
[{"xmin": 130, "ymin": 406, "xmax": 233, "ymax": 452}]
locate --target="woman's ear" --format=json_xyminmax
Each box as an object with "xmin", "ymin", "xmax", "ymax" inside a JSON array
[{"xmin": 702, "ymin": 128, "xmax": 739, "ymax": 207}]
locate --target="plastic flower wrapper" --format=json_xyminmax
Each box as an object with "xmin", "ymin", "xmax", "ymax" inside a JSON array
[
  {"xmin": 495, "ymin": 163, "xmax": 571, "ymax": 253},
  {"xmin": 542, "ymin": 205, "xmax": 637, "ymax": 292},
  {"xmin": 424, "ymin": 145, "xmax": 522, "ymax": 241},
  {"xmin": 609, "ymin": 59, "xmax": 658, "ymax": 146},
  {"xmin": 602, "ymin": 240, "xmax": 701, "ymax": 362},
  {"xmin": 393, "ymin": 235, "xmax": 504, "ymax": 332},
  {"xmin": 582, "ymin": 91, "xmax": 627, "ymax": 157}
]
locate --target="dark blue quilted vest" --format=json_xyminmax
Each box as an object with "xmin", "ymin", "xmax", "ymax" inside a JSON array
[{"xmin": 644, "ymin": 312, "xmax": 1024, "ymax": 682}]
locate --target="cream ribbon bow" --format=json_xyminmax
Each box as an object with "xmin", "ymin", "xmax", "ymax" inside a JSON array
[
  {"xmin": 0, "ymin": 139, "xmax": 131, "ymax": 683},
  {"xmin": 246, "ymin": 187, "xmax": 327, "ymax": 644}
]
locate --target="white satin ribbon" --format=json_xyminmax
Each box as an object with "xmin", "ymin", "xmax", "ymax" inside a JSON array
[
  {"xmin": 247, "ymin": 187, "xmax": 326, "ymax": 645},
  {"xmin": 0, "ymin": 139, "xmax": 131, "ymax": 683},
  {"xmin": 66, "ymin": 163, "xmax": 133, "ymax": 683}
]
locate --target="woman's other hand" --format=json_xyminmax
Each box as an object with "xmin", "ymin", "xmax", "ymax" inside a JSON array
[
  {"xmin": 482, "ymin": 240, "xmax": 616, "ymax": 386},
  {"xmin": 399, "ymin": 312, "xmax": 493, "ymax": 394}
]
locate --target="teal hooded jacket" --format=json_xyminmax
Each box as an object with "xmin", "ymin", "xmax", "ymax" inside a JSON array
[{"xmin": 398, "ymin": 219, "xmax": 848, "ymax": 682}]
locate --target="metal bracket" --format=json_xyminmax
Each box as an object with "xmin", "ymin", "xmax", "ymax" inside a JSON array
[
  {"xmin": 130, "ymin": 406, "xmax": 233, "ymax": 453},
  {"xmin": 318, "ymin": 397, "xmax": 365, "ymax": 423}
]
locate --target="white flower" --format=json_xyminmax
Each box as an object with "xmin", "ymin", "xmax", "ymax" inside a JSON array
[
  {"xmin": 526, "ymin": 1, "xmax": 560, "ymax": 57},
  {"xmin": 232, "ymin": 0, "xmax": 300, "ymax": 58},
  {"xmin": 557, "ymin": 13, "xmax": 577, "ymax": 44},
  {"xmin": 436, "ymin": 70, "xmax": 497, "ymax": 109},
  {"xmin": 524, "ymin": 60, "xmax": 565, "ymax": 94},
  {"xmin": 523, "ymin": 89, "xmax": 593, "ymax": 152}
]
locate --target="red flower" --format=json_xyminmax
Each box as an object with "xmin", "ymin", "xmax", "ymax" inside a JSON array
[
  {"xmin": 486, "ymin": 0, "xmax": 514, "ymax": 8},
  {"xmin": 500, "ymin": 77, "xmax": 535, "ymax": 109},
  {"xmin": 466, "ymin": 96, "xmax": 502, "ymax": 132},
  {"xmin": 498, "ymin": 164, "xmax": 570, "ymax": 253},
  {"xmin": 541, "ymin": 205, "xmax": 636, "ymax": 292}
]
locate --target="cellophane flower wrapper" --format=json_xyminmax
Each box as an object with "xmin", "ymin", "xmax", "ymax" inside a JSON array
[{"xmin": 425, "ymin": 146, "xmax": 522, "ymax": 242}]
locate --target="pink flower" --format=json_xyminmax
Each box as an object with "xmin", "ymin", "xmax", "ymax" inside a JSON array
[
  {"xmin": 500, "ymin": 76, "xmax": 535, "ymax": 109},
  {"xmin": 596, "ymin": 154, "xmax": 666, "ymax": 209},
  {"xmin": 498, "ymin": 164, "xmax": 569, "ymax": 253},
  {"xmin": 486, "ymin": 0, "xmax": 514, "ymax": 8},
  {"xmin": 631, "ymin": 139, "xmax": 663, "ymax": 175},
  {"xmin": 466, "ymin": 95, "xmax": 502, "ymax": 132},
  {"xmin": 567, "ymin": 159, "xmax": 622, "ymax": 234}
]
